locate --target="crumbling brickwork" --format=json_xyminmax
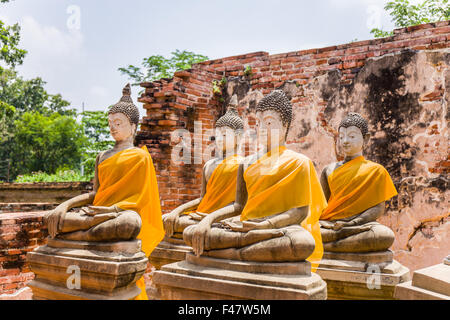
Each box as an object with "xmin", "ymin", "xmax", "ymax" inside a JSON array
[{"xmin": 0, "ymin": 212, "xmax": 47, "ymax": 295}]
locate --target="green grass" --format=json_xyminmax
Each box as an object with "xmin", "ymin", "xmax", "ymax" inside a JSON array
[{"xmin": 14, "ymin": 168, "xmax": 92, "ymax": 183}]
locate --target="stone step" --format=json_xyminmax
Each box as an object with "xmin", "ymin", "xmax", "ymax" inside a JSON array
[
  {"xmin": 395, "ymin": 280, "xmax": 449, "ymax": 300},
  {"xmin": 412, "ymin": 263, "xmax": 450, "ymax": 296}
]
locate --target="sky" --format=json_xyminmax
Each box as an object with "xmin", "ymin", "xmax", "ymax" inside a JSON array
[{"xmin": 0, "ymin": 0, "xmax": 402, "ymax": 115}]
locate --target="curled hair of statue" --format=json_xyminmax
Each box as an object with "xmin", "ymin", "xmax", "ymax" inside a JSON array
[
  {"xmin": 215, "ymin": 94, "xmax": 244, "ymax": 131},
  {"xmin": 255, "ymin": 90, "xmax": 293, "ymax": 131},
  {"xmin": 338, "ymin": 112, "xmax": 369, "ymax": 136},
  {"xmin": 109, "ymin": 83, "xmax": 140, "ymax": 127}
]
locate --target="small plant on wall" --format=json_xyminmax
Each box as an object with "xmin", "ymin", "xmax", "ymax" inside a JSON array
[
  {"xmin": 212, "ymin": 80, "xmax": 221, "ymax": 95},
  {"xmin": 243, "ymin": 65, "xmax": 252, "ymax": 77},
  {"xmin": 211, "ymin": 76, "xmax": 227, "ymax": 97}
]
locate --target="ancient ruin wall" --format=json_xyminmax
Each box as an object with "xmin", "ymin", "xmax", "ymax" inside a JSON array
[{"xmin": 136, "ymin": 21, "xmax": 450, "ymax": 273}]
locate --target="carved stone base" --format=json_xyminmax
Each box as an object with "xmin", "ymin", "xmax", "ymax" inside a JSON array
[
  {"xmin": 147, "ymin": 238, "xmax": 192, "ymax": 299},
  {"xmin": 394, "ymin": 257, "xmax": 450, "ymax": 300},
  {"xmin": 149, "ymin": 238, "xmax": 192, "ymax": 270},
  {"xmin": 152, "ymin": 253, "xmax": 327, "ymax": 300},
  {"xmin": 27, "ymin": 238, "xmax": 148, "ymax": 300},
  {"xmin": 316, "ymin": 250, "xmax": 411, "ymax": 300}
]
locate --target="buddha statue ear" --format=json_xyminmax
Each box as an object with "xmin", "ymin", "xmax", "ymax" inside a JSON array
[{"xmin": 363, "ymin": 133, "xmax": 370, "ymax": 144}]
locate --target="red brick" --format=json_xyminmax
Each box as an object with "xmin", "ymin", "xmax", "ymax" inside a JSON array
[
  {"xmin": 0, "ymin": 268, "xmax": 20, "ymax": 277},
  {"xmin": 158, "ymin": 120, "xmax": 177, "ymax": 126}
]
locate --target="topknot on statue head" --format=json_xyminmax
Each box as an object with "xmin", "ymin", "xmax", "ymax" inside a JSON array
[
  {"xmin": 108, "ymin": 83, "xmax": 140, "ymax": 127},
  {"xmin": 215, "ymin": 94, "xmax": 244, "ymax": 133}
]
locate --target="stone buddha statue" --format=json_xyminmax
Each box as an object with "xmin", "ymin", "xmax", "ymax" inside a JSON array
[
  {"xmin": 43, "ymin": 84, "xmax": 165, "ymax": 299},
  {"xmin": 319, "ymin": 112, "xmax": 397, "ymax": 253},
  {"xmin": 163, "ymin": 95, "xmax": 244, "ymax": 241},
  {"xmin": 183, "ymin": 90, "xmax": 327, "ymax": 269}
]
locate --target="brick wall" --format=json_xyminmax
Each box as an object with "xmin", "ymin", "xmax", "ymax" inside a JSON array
[
  {"xmin": 136, "ymin": 21, "xmax": 450, "ymax": 272},
  {"xmin": 0, "ymin": 182, "xmax": 93, "ymax": 213},
  {"xmin": 0, "ymin": 212, "xmax": 47, "ymax": 295}
]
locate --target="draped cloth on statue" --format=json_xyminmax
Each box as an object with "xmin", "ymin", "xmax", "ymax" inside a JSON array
[
  {"xmin": 183, "ymin": 154, "xmax": 243, "ymax": 215},
  {"xmin": 93, "ymin": 145, "xmax": 164, "ymax": 300},
  {"xmin": 196, "ymin": 154, "xmax": 243, "ymax": 214},
  {"xmin": 320, "ymin": 155, "xmax": 398, "ymax": 222},
  {"xmin": 240, "ymin": 145, "xmax": 327, "ymax": 271}
]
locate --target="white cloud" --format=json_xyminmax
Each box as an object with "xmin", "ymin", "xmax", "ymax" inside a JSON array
[{"xmin": 20, "ymin": 15, "xmax": 84, "ymax": 60}]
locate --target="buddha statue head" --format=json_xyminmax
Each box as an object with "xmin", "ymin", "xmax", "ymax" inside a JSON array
[
  {"xmin": 108, "ymin": 84, "xmax": 140, "ymax": 143},
  {"xmin": 214, "ymin": 94, "xmax": 244, "ymax": 156},
  {"xmin": 255, "ymin": 90, "xmax": 292, "ymax": 150},
  {"xmin": 338, "ymin": 112, "xmax": 369, "ymax": 159}
]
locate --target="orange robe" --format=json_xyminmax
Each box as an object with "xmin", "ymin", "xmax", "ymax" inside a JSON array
[
  {"xmin": 320, "ymin": 155, "xmax": 398, "ymax": 221},
  {"xmin": 240, "ymin": 146, "xmax": 327, "ymax": 272},
  {"xmin": 93, "ymin": 146, "xmax": 164, "ymax": 300},
  {"xmin": 195, "ymin": 154, "xmax": 243, "ymax": 214}
]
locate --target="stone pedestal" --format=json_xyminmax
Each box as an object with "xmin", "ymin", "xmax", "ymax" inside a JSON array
[
  {"xmin": 149, "ymin": 237, "xmax": 192, "ymax": 270},
  {"xmin": 316, "ymin": 250, "xmax": 410, "ymax": 300},
  {"xmin": 152, "ymin": 253, "xmax": 327, "ymax": 300},
  {"xmin": 147, "ymin": 237, "xmax": 192, "ymax": 299},
  {"xmin": 27, "ymin": 238, "xmax": 148, "ymax": 300},
  {"xmin": 394, "ymin": 256, "xmax": 449, "ymax": 300}
]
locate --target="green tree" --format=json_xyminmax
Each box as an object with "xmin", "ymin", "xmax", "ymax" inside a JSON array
[
  {"xmin": 0, "ymin": 68, "xmax": 77, "ymax": 181},
  {"xmin": 119, "ymin": 49, "xmax": 209, "ymax": 86},
  {"xmin": 0, "ymin": 0, "xmax": 27, "ymax": 70},
  {"xmin": 80, "ymin": 110, "xmax": 114, "ymax": 177},
  {"xmin": 371, "ymin": 0, "xmax": 450, "ymax": 38},
  {"xmin": 0, "ymin": 0, "xmax": 79, "ymax": 181},
  {"xmin": 9, "ymin": 111, "xmax": 86, "ymax": 179},
  {"xmin": 0, "ymin": 68, "xmax": 74, "ymax": 116}
]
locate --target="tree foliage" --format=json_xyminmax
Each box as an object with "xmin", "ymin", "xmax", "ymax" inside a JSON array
[
  {"xmin": 80, "ymin": 110, "xmax": 115, "ymax": 177},
  {"xmin": 0, "ymin": 0, "xmax": 26, "ymax": 69},
  {"xmin": 118, "ymin": 49, "xmax": 209, "ymax": 85},
  {"xmin": 8, "ymin": 111, "xmax": 86, "ymax": 178},
  {"xmin": 0, "ymin": 0, "xmax": 90, "ymax": 182},
  {"xmin": 371, "ymin": 0, "xmax": 450, "ymax": 38}
]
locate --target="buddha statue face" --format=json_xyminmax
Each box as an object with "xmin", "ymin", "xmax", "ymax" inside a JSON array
[
  {"xmin": 338, "ymin": 126, "xmax": 365, "ymax": 157},
  {"xmin": 213, "ymin": 95, "xmax": 244, "ymax": 157},
  {"xmin": 338, "ymin": 112, "xmax": 370, "ymax": 158},
  {"xmin": 108, "ymin": 112, "xmax": 136, "ymax": 143},
  {"xmin": 215, "ymin": 125, "xmax": 239, "ymax": 155},
  {"xmin": 254, "ymin": 90, "xmax": 292, "ymax": 151},
  {"xmin": 256, "ymin": 109, "xmax": 286, "ymax": 150},
  {"xmin": 107, "ymin": 84, "xmax": 140, "ymax": 144}
]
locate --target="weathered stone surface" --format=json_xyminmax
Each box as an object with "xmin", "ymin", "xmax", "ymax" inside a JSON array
[
  {"xmin": 394, "ymin": 257, "xmax": 450, "ymax": 300},
  {"xmin": 27, "ymin": 238, "xmax": 147, "ymax": 300},
  {"xmin": 317, "ymin": 251, "xmax": 410, "ymax": 300},
  {"xmin": 0, "ymin": 182, "xmax": 92, "ymax": 207},
  {"xmin": 147, "ymin": 239, "xmax": 192, "ymax": 299},
  {"xmin": 149, "ymin": 240, "xmax": 192, "ymax": 270},
  {"xmin": 152, "ymin": 253, "xmax": 327, "ymax": 300}
]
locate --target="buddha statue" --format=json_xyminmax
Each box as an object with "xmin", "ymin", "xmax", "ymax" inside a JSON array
[
  {"xmin": 319, "ymin": 112, "xmax": 397, "ymax": 253},
  {"xmin": 163, "ymin": 95, "xmax": 244, "ymax": 241},
  {"xmin": 183, "ymin": 90, "xmax": 327, "ymax": 270},
  {"xmin": 44, "ymin": 84, "xmax": 165, "ymax": 299}
]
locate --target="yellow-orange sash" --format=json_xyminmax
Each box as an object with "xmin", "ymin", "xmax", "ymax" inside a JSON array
[
  {"xmin": 195, "ymin": 154, "xmax": 243, "ymax": 214},
  {"xmin": 320, "ymin": 156, "xmax": 398, "ymax": 221},
  {"xmin": 241, "ymin": 146, "xmax": 327, "ymax": 271},
  {"xmin": 93, "ymin": 146, "xmax": 164, "ymax": 300}
]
